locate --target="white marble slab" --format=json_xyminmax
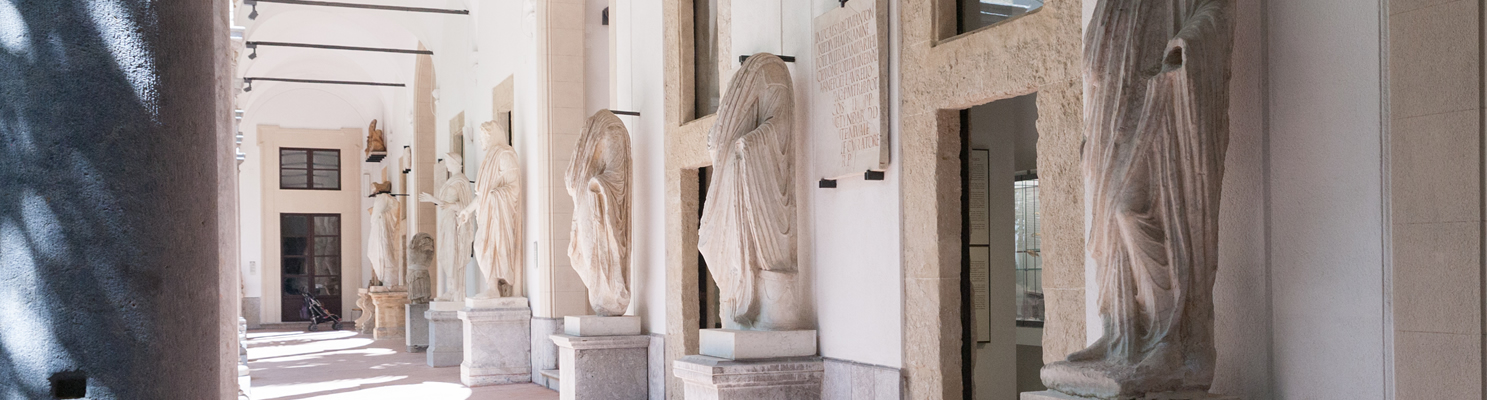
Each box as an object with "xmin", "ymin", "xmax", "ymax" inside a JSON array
[
  {"xmin": 564, "ymin": 315, "xmax": 642, "ymax": 336},
  {"xmin": 699, "ymin": 329, "xmax": 816, "ymax": 360}
]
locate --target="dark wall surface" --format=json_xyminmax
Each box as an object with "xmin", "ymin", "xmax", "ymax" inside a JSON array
[{"xmin": 0, "ymin": 0, "xmax": 225, "ymax": 398}]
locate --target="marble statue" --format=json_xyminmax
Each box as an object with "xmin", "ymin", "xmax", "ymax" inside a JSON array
[
  {"xmin": 1040, "ymin": 1, "xmax": 1235, "ymax": 398},
  {"xmin": 368, "ymin": 184, "xmax": 404, "ymax": 287},
  {"xmin": 420, "ymin": 153, "xmax": 476, "ymax": 302},
  {"xmin": 407, "ymin": 233, "xmax": 435, "ymax": 303},
  {"xmin": 697, "ymin": 53, "xmax": 806, "ymax": 331},
  {"xmin": 565, "ymin": 110, "xmax": 633, "ymax": 316},
  {"xmin": 367, "ymin": 119, "xmax": 387, "ymax": 157},
  {"xmin": 459, "ymin": 120, "xmax": 523, "ymax": 298}
]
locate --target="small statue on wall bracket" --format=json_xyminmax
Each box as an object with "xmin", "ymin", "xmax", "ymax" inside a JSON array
[{"xmin": 366, "ymin": 119, "xmax": 388, "ymax": 162}]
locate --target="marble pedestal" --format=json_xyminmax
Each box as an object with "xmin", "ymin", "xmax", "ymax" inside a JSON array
[
  {"xmin": 458, "ymin": 297, "xmax": 532, "ymax": 386},
  {"xmin": 406, "ymin": 303, "xmax": 430, "ymax": 352},
  {"xmin": 549, "ymin": 315, "xmax": 648, "ymax": 400},
  {"xmin": 355, "ymin": 288, "xmax": 375, "ymax": 334},
  {"xmin": 673, "ymin": 355, "xmax": 823, "ymax": 400},
  {"xmin": 369, "ymin": 289, "xmax": 409, "ymax": 340},
  {"xmin": 427, "ymin": 301, "xmax": 464, "ymax": 367},
  {"xmin": 699, "ymin": 329, "xmax": 816, "ymax": 360},
  {"xmin": 1021, "ymin": 391, "xmax": 1238, "ymax": 400}
]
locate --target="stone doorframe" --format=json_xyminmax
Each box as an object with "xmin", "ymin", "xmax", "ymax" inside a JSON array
[{"xmin": 899, "ymin": 0, "xmax": 1084, "ymax": 398}]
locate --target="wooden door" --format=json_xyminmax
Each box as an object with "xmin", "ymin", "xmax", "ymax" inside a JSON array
[{"xmin": 280, "ymin": 214, "xmax": 343, "ymax": 321}]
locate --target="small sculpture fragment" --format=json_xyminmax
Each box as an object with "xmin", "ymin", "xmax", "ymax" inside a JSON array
[
  {"xmin": 366, "ymin": 119, "xmax": 387, "ymax": 158},
  {"xmin": 406, "ymin": 233, "xmax": 435, "ymax": 303},
  {"xmin": 459, "ymin": 120, "xmax": 523, "ymax": 298},
  {"xmin": 697, "ymin": 53, "xmax": 806, "ymax": 331},
  {"xmin": 565, "ymin": 110, "xmax": 632, "ymax": 316},
  {"xmin": 420, "ymin": 153, "xmax": 475, "ymax": 302}
]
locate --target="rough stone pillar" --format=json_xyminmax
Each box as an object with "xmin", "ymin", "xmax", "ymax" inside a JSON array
[{"xmin": 0, "ymin": 0, "xmax": 233, "ymax": 399}]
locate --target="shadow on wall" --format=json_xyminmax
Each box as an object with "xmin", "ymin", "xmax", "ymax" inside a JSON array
[{"xmin": 0, "ymin": 1, "xmax": 221, "ymax": 399}]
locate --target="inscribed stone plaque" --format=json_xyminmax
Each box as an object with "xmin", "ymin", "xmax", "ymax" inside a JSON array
[
  {"xmin": 969, "ymin": 149, "xmax": 990, "ymax": 245},
  {"xmin": 969, "ymin": 246, "xmax": 990, "ymax": 342},
  {"xmin": 812, "ymin": 0, "xmax": 890, "ymax": 179}
]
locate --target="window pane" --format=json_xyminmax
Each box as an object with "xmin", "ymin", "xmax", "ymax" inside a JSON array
[
  {"xmin": 281, "ymin": 237, "xmax": 308, "ymax": 256},
  {"xmin": 314, "ymin": 237, "xmax": 339, "ymax": 255},
  {"xmin": 693, "ymin": 0, "xmax": 719, "ymax": 117},
  {"xmin": 283, "ymin": 257, "xmax": 306, "ymax": 275},
  {"xmin": 312, "ymin": 151, "xmax": 339, "ymax": 170},
  {"xmin": 282, "ymin": 215, "xmax": 308, "ymax": 236},
  {"xmin": 315, "ymin": 277, "xmax": 340, "ymax": 296},
  {"xmin": 311, "ymin": 170, "xmax": 340, "ymax": 189},
  {"xmin": 314, "ymin": 216, "xmax": 339, "ymax": 235},
  {"xmin": 280, "ymin": 150, "xmax": 308, "ymax": 169},
  {"xmin": 283, "ymin": 277, "xmax": 309, "ymax": 296},
  {"xmin": 281, "ymin": 169, "xmax": 308, "ymax": 189},
  {"xmin": 315, "ymin": 257, "xmax": 340, "ymax": 276}
]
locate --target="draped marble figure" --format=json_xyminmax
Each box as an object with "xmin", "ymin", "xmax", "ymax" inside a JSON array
[
  {"xmin": 406, "ymin": 233, "xmax": 435, "ymax": 303},
  {"xmin": 566, "ymin": 110, "xmax": 633, "ymax": 316},
  {"xmin": 420, "ymin": 154, "xmax": 475, "ymax": 301},
  {"xmin": 459, "ymin": 121, "xmax": 523, "ymax": 298},
  {"xmin": 698, "ymin": 53, "xmax": 805, "ymax": 331},
  {"xmin": 1041, "ymin": 1, "xmax": 1234, "ymax": 398},
  {"xmin": 367, "ymin": 186, "xmax": 404, "ymax": 287}
]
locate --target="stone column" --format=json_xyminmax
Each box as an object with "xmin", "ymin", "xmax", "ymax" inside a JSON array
[
  {"xmin": 0, "ymin": 0, "xmax": 235, "ymax": 398},
  {"xmin": 459, "ymin": 297, "xmax": 533, "ymax": 386},
  {"xmin": 550, "ymin": 316, "xmax": 649, "ymax": 400},
  {"xmin": 406, "ymin": 303, "xmax": 430, "ymax": 352},
  {"xmin": 427, "ymin": 301, "xmax": 464, "ymax": 367},
  {"xmin": 370, "ymin": 288, "xmax": 410, "ymax": 340}
]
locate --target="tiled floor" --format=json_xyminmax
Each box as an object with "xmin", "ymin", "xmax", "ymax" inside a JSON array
[{"xmin": 244, "ymin": 329, "xmax": 558, "ymax": 400}]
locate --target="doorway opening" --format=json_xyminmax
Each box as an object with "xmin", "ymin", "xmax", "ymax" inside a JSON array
[
  {"xmin": 280, "ymin": 213, "xmax": 343, "ymax": 321},
  {"xmin": 959, "ymin": 92, "xmax": 1045, "ymax": 399},
  {"xmin": 697, "ymin": 166, "xmax": 722, "ymax": 330}
]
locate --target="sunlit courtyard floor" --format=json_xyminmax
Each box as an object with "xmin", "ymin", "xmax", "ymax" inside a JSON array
[{"xmin": 245, "ymin": 329, "xmax": 558, "ymax": 400}]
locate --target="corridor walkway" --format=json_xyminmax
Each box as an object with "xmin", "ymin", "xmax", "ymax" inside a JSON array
[{"xmin": 245, "ymin": 329, "xmax": 558, "ymax": 400}]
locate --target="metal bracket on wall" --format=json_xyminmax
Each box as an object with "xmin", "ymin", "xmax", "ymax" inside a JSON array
[
  {"xmin": 611, "ymin": 110, "xmax": 641, "ymax": 117},
  {"xmin": 739, "ymin": 55, "xmax": 797, "ymax": 64},
  {"xmin": 864, "ymin": 170, "xmax": 885, "ymax": 181},
  {"xmin": 818, "ymin": 179, "xmax": 838, "ymax": 188}
]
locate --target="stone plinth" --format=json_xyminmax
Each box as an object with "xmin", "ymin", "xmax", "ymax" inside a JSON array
[
  {"xmin": 426, "ymin": 305, "xmax": 463, "ymax": 367},
  {"xmin": 699, "ymin": 329, "xmax": 816, "ymax": 360},
  {"xmin": 459, "ymin": 297, "xmax": 533, "ymax": 386},
  {"xmin": 369, "ymin": 289, "xmax": 409, "ymax": 340},
  {"xmin": 673, "ymin": 355, "xmax": 823, "ymax": 400},
  {"xmin": 406, "ymin": 303, "xmax": 430, "ymax": 352},
  {"xmin": 551, "ymin": 334, "xmax": 650, "ymax": 400},
  {"xmin": 1020, "ymin": 391, "xmax": 1239, "ymax": 400},
  {"xmin": 564, "ymin": 315, "xmax": 642, "ymax": 336}
]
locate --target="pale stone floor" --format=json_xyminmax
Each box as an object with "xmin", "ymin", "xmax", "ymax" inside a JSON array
[{"xmin": 245, "ymin": 329, "xmax": 558, "ymax": 400}]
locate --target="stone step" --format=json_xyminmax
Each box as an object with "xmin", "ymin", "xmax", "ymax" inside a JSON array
[
  {"xmin": 539, "ymin": 369, "xmax": 561, "ymax": 391},
  {"xmin": 250, "ymin": 321, "xmax": 357, "ymax": 331}
]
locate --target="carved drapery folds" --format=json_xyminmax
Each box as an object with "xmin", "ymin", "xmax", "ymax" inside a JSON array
[
  {"xmin": 566, "ymin": 110, "xmax": 634, "ymax": 316},
  {"xmin": 698, "ymin": 53, "xmax": 806, "ymax": 331},
  {"xmin": 367, "ymin": 187, "xmax": 403, "ymax": 287},
  {"xmin": 465, "ymin": 120, "xmax": 523, "ymax": 299},
  {"xmin": 421, "ymin": 154, "xmax": 475, "ymax": 302},
  {"xmin": 1041, "ymin": 1, "xmax": 1234, "ymax": 398},
  {"xmin": 407, "ymin": 233, "xmax": 435, "ymax": 303}
]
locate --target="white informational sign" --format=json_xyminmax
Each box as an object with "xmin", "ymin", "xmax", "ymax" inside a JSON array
[
  {"xmin": 969, "ymin": 149, "xmax": 990, "ymax": 246},
  {"xmin": 813, "ymin": 0, "xmax": 890, "ymax": 179},
  {"xmin": 969, "ymin": 246, "xmax": 991, "ymax": 342}
]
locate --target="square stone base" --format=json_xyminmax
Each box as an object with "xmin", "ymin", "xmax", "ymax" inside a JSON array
[
  {"xmin": 673, "ymin": 355, "xmax": 823, "ymax": 400},
  {"xmin": 564, "ymin": 315, "xmax": 642, "ymax": 336},
  {"xmin": 426, "ymin": 309, "xmax": 463, "ymax": 367},
  {"xmin": 1020, "ymin": 391, "xmax": 1239, "ymax": 400},
  {"xmin": 699, "ymin": 329, "xmax": 816, "ymax": 360},
  {"xmin": 370, "ymin": 290, "xmax": 409, "ymax": 340},
  {"xmin": 459, "ymin": 297, "xmax": 532, "ymax": 386},
  {"xmin": 551, "ymin": 334, "xmax": 650, "ymax": 400},
  {"xmin": 406, "ymin": 303, "xmax": 429, "ymax": 352}
]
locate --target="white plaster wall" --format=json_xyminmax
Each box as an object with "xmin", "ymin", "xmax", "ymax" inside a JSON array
[{"xmin": 615, "ymin": 0, "xmax": 671, "ymax": 335}]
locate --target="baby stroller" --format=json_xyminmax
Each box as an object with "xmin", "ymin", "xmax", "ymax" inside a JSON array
[{"xmin": 301, "ymin": 292, "xmax": 343, "ymax": 331}]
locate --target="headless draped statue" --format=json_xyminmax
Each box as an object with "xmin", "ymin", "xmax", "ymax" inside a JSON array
[
  {"xmin": 420, "ymin": 153, "xmax": 475, "ymax": 301},
  {"xmin": 1040, "ymin": 1, "xmax": 1234, "ymax": 398},
  {"xmin": 459, "ymin": 120, "xmax": 523, "ymax": 299},
  {"xmin": 407, "ymin": 233, "xmax": 435, "ymax": 303},
  {"xmin": 566, "ymin": 110, "xmax": 633, "ymax": 316},
  {"xmin": 698, "ymin": 53, "xmax": 805, "ymax": 331},
  {"xmin": 367, "ymin": 183, "xmax": 404, "ymax": 287}
]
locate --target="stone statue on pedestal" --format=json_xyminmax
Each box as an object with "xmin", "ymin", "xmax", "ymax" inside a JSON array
[
  {"xmin": 698, "ymin": 53, "xmax": 806, "ymax": 331},
  {"xmin": 565, "ymin": 110, "xmax": 633, "ymax": 317},
  {"xmin": 420, "ymin": 153, "xmax": 475, "ymax": 301},
  {"xmin": 1040, "ymin": 1, "xmax": 1235, "ymax": 399},
  {"xmin": 406, "ymin": 233, "xmax": 435, "ymax": 303},
  {"xmin": 367, "ymin": 183, "xmax": 403, "ymax": 287},
  {"xmin": 366, "ymin": 119, "xmax": 387, "ymax": 158},
  {"xmin": 459, "ymin": 120, "xmax": 523, "ymax": 299}
]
